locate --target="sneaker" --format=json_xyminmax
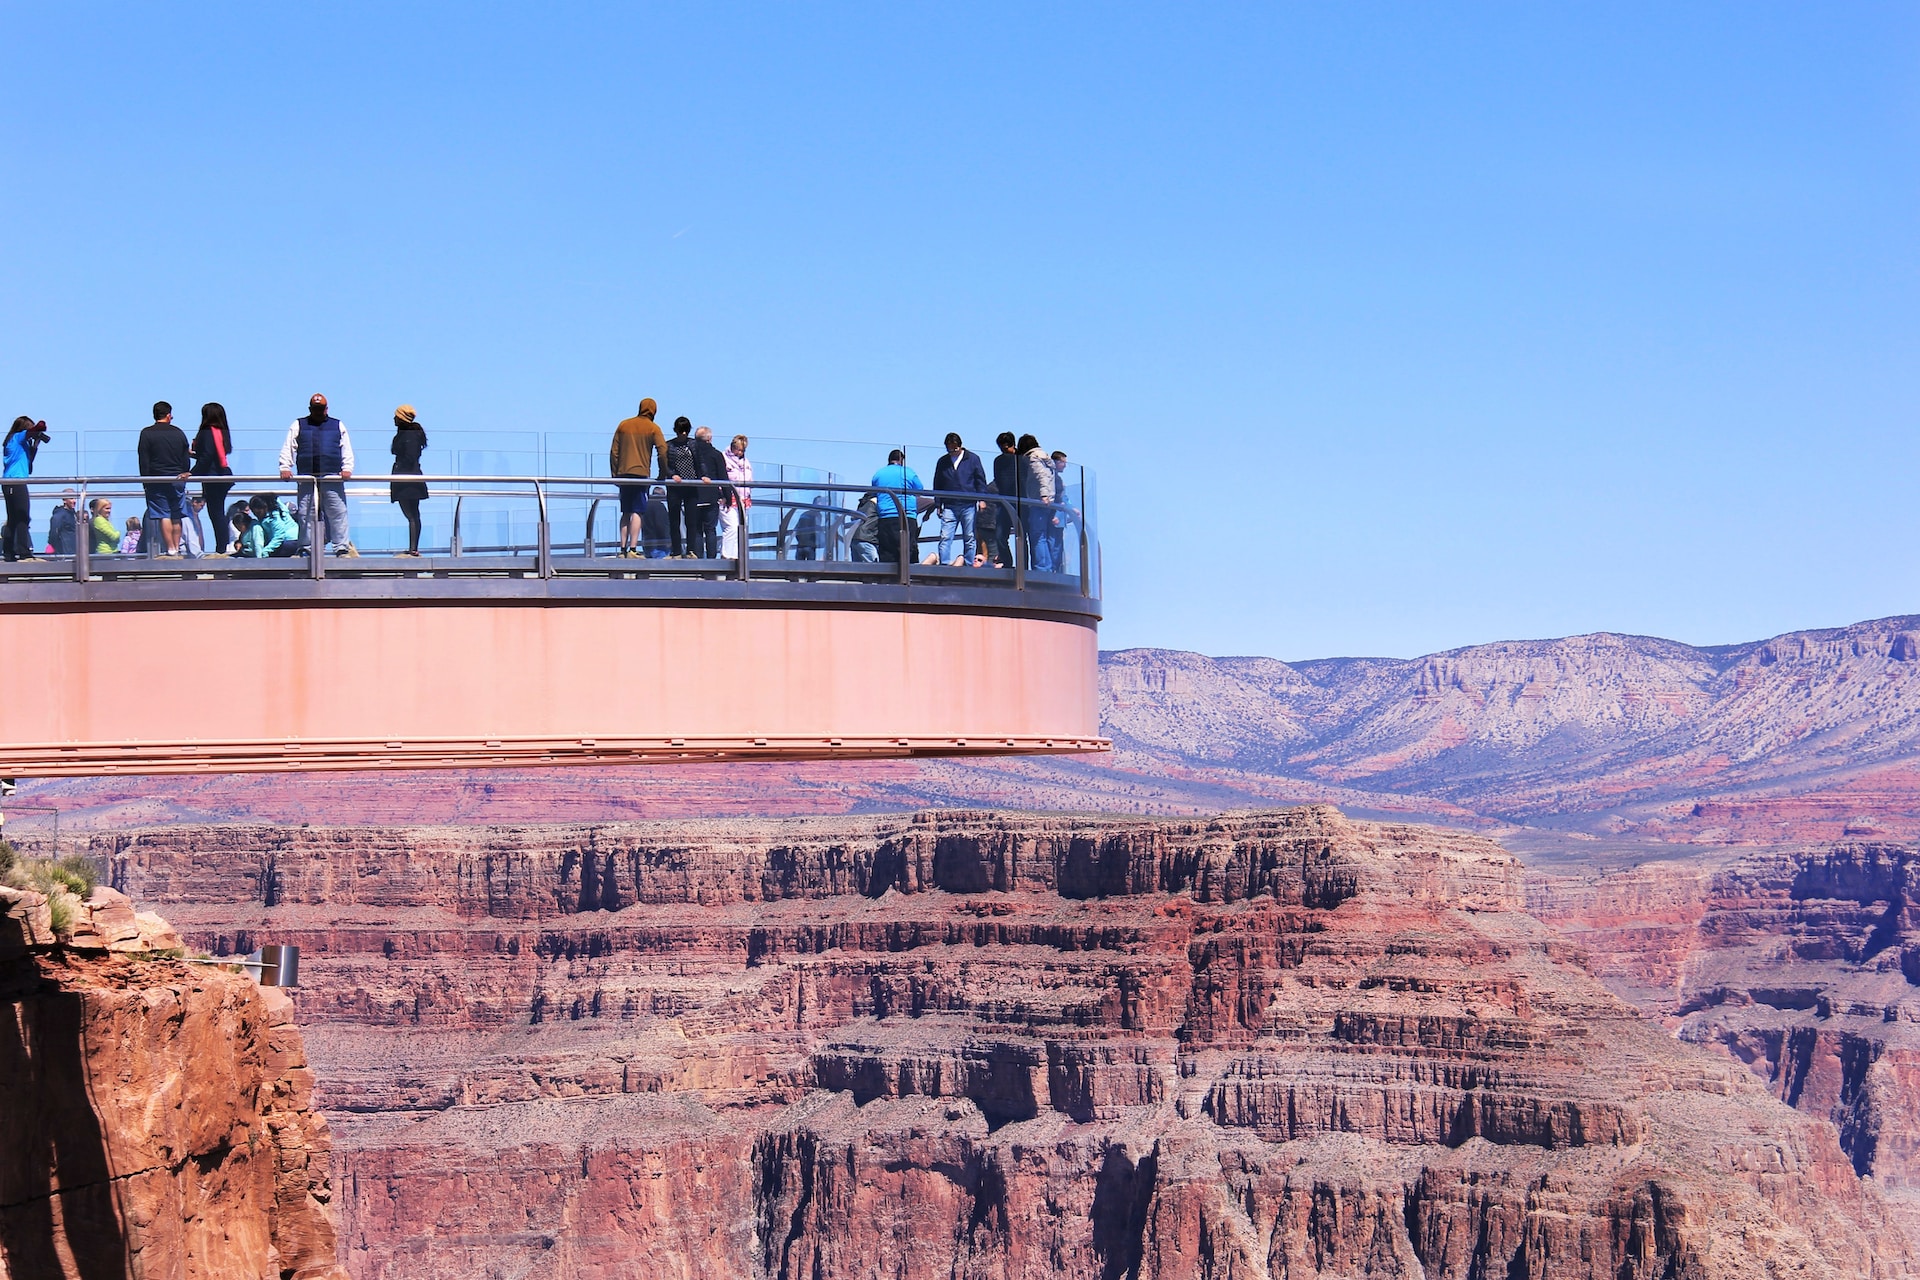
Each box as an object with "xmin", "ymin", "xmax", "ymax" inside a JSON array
[{"xmin": 340, "ymin": 543, "xmax": 360, "ymax": 558}]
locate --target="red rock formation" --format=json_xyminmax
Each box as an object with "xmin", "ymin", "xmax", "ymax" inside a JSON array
[
  {"xmin": 103, "ymin": 808, "xmax": 1914, "ymax": 1278},
  {"xmin": 1535, "ymin": 839, "xmax": 1920, "ymax": 1207},
  {"xmin": 0, "ymin": 890, "xmax": 346, "ymax": 1280}
]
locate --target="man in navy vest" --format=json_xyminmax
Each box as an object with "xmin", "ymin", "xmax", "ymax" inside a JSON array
[{"xmin": 277, "ymin": 393, "xmax": 357, "ymax": 556}]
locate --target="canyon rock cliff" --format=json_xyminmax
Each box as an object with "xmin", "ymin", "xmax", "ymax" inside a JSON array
[
  {"xmin": 102, "ymin": 808, "xmax": 1915, "ymax": 1278},
  {"xmin": 1535, "ymin": 838, "xmax": 1920, "ymax": 1218},
  {"xmin": 0, "ymin": 888, "xmax": 346, "ymax": 1280}
]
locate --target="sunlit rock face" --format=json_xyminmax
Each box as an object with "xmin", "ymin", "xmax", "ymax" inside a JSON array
[
  {"xmin": 102, "ymin": 808, "xmax": 1914, "ymax": 1279},
  {"xmin": 0, "ymin": 893, "xmax": 344, "ymax": 1280},
  {"xmin": 1537, "ymin": 838, "xmax": 1920, "ymax": 1209}
]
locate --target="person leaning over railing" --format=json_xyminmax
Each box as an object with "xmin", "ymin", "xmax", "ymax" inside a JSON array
[
  {"xmin": 390, "ymin": 405, "xmax": 429, "ymax": 557},
  {"xmin": 2, "ymin": 416, "xmax": 49, "ymax": 562},
  {"xmin": 931, "ymin": 432, "xmax": 989, "ymax": 568},
  {"xmin": 608, "ymin": 397, "xmax": 666, "ymax": 558},
  {"xmin": 278, "ymin": 393, "xmax": 357, "ymax": 557}
]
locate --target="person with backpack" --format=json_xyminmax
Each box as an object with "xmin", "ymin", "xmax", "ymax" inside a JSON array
[{"xmin": 191, "ymin": 403, "xmax": 236, "ymax": 553}]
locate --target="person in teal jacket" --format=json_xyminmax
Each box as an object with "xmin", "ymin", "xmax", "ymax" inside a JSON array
[{"xmin": 239, "ymin": 495, "xmax": 301, "ymax": 557}]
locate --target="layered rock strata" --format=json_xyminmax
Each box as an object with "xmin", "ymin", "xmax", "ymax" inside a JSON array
[
  {"xmin": 1536, "ymin": 839, "xmax": 1920, "ymax": 1208},
  {"xmin": 103, "ymin": 808, "xmax": 1915, "ymax": 1278},
  {"xmin": 0, "ymin": 888, "xmax": 345, "ymax": 1280}
]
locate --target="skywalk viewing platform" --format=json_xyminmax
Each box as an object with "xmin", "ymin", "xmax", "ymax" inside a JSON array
[{"xmin": 0, "ymin": 441, "xmax": 1104, "ymax": 777}]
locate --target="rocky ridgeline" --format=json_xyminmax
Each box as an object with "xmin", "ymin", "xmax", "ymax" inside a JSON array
[
  {"xmin": 105, "ymin": 808, "xmax": 1913, "ymax": 1279},
  {"xmin": 0, "ymin": 888, "xmax": 345, "ymax": 1280},
  {"xmin": 1535, "ymin": 838, "xmax": 1920, "ymax": 1207}
]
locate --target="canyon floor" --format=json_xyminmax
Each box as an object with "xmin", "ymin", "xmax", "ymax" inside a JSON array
[{"xmin": 85, "ymin": 807, "xmax": 1920, "ymax": 1278}]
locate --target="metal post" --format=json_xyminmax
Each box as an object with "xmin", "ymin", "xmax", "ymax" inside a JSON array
[
  {"xmin": 897, "ymin": 498, "xmax": 911, "ymax": 587},
  {"xmin": 1012, "ymin": 495, "xmax": 1025, "ymax": 591},
  {"xmin": 72, "ymin": 481, "xmax": 89, "ymax": 582},
  {"xmin": 735, "ymin": 489, "xmax": 751, "ymax": 583},
  {"xmin": 583, "ymin": 498, "xmax": 600, "ymax": 558},
  {"xmin": 450, "ymin": 497, "xmax": 463, "ymax": 557},
  {"xmin": 534, "ymin": 481, "xmax": 553, "ymax": 579},
  {"xmin": 307, "ymin": 478, "xmax": 324, "ymax": 581}
]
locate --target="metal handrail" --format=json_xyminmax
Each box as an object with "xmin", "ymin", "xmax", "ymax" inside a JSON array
[{"xmin": 1, "ymin": 473, "xmax": 1094, "ymax": 598}]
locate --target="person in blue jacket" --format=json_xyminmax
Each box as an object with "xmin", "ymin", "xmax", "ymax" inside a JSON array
[
  {"xmin": 930, "ymin": 432, "xmax": 989, "ymax": 567},
  {"xmin": 2, "ymin": 417, "xmax": 49, "ymax": 562},
  {"xmin": 870, "ymin": 449, "xmax": 925, "ymax": 564}
]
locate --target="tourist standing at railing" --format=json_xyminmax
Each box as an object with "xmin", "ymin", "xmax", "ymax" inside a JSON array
[
  {"xmin": 1048, "ymin": 449, "xmax": 1071, "ymax": 573},
  {"xmin": 609, "ymin": 398, "xmax": 667, "ymax": 558},
  {"xmin": 118, "ymin": 515, "xmax": 142, "ymax": 554},
  {"xmin": 871, "ymin": 449, "xmax": 924, "ymax": 565},
  {"xmin": 691, "ymin": 427, "xmax": 729, "ymax": 559},
  {"xmin": 851, "ymin": 493, "xmax": 881, "ymax": 562},
  {"xmin": 662, "ymin": 416, "xmax": 698, "ymax": 557},
  {"xmin": 137, "ymin": 403, "xmax": 192, "ymax": 557},
  {"xmin": 720, "ymin": 434, "xmax": 752, "ymax": 560},
  {"xmin": 47, "ymin": 491, "xmax": 78, "ymax": 557},
  {"xmin": 88, "ymin": 499, "xmax": 120, "ymax": 556},
  {"xmin": 988, "ymin": 432, "xmax": 1019, "ymax": 569},
  {"xmin": 2, "ymin": 417, "xmax": 48, "ymax": 562},
  {"xmin": 278, "ymin": 393, "xmax": 358, "ymax": 557},
  {"xmin": 390, "ymin": 405, "xmax": 429, "ymax": 557},
  {"xmin": 1016, "ymin": 434, "xmax": 1056, "ymax": 573},
  {"xmin": 190, "ymin": 403, "xmax": 236, "ymax": 554},
  {"xmin": 931, "ymin": 433, "xmax": 988, "ymax": 568}
]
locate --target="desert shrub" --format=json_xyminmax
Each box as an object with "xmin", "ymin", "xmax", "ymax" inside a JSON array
[
  {"xmin": 0, "ymin": 840, "xmax": 15, "ymax": 878},
  {"xmin": 51, "ymin": 855, "xmax": 96, "ymax": 897},
  {"xmin": 46, "ymin": 891, "xmax": 72, "ymax": 937}
]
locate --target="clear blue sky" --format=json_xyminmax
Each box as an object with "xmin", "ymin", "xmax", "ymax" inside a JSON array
[{"xmin": 2, "ymin": 4, "xmax": 1915, "ymax": 659}]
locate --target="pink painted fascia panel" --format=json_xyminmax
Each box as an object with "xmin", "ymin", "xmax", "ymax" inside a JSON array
[{"xmin": 7, "ymin": 604, "xmax": 1099, "ymax": 749}]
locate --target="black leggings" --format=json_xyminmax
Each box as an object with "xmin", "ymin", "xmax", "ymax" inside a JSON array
[
  {"xmin": 200, "ymin": 481, "xmax": 233, "ymax": 552},
  {"xmin": 667, "ymin": 489, "xmax": 695, "ymax": 556},
  {"xmin": 397, "ymin": 497, "xmax": 422, "ymax": 553},
  {"xmin": 1, "ymin": 484, "xmax": 29, "ymax": 560}
]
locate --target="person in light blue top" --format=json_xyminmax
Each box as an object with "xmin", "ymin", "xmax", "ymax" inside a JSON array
[
  {"xmin": 3, "ymin": 417, "xmax": 50, "ymax": 562},
  {"xmin": 870, "ymin": 449, "xmax": 924, "ymax": 564}
]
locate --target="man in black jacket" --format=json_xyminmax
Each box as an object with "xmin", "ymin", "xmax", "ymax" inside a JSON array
[
  {"xmin": 690, "ymin": 426, "xmax": 730, "ymax": 559},
  {"xmin": 987, "ymin": 431, "xmax": 1019, "ymax": 569},
  {"xmin": 136, "ymin": 402, "xmax": 192, "ymax": 557}
]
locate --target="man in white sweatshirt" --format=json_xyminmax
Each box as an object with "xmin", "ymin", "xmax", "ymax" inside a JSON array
[{"xmin": 277, "ymin": 393, "xmax": 357, "ymax": 555}]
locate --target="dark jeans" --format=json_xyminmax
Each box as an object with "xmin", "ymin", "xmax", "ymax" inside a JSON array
[
  {"xmin": 1, "ymin": 484, "xmax": 29, "ymax": 560},
  {"xmin": 666, "ymin": 489, "xmax": 694, "ymax": 556},
  {"xmin": 200, "ymin": 481, "xmax": 233, "ymax": 552},
  {"xmin": 1024, "ymin": 507, "xmax": 1056, "ymax": 573},
  {"xmin": 985, "ymin": 503, "xmax": 1012, "ymax": 567},
  {"xmin": 877, "ymin": 511, "xmax": 917, "ymax": 564},
  {"xmin": 690, "ymin": 504, "xmax": 719, "ymax": 558}
]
